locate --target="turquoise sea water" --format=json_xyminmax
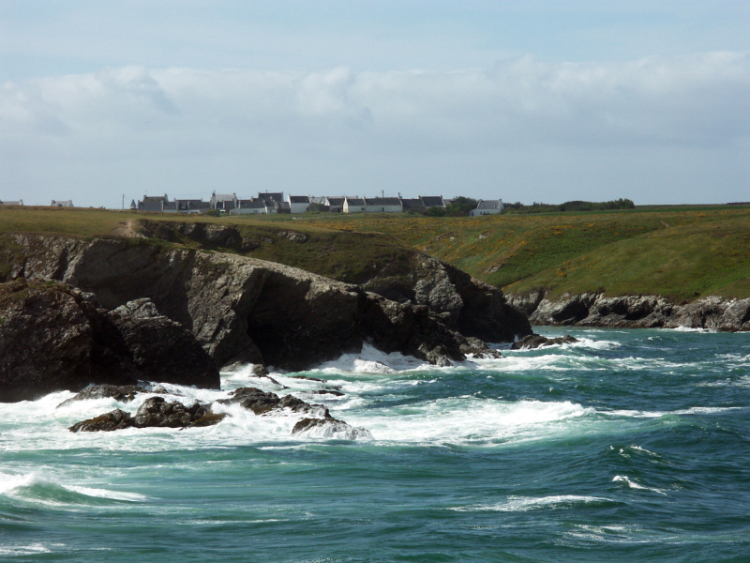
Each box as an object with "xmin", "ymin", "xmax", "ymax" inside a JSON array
[{"xmin": 2, "ymin": 328, "xmax": 750, "ymax": 562}]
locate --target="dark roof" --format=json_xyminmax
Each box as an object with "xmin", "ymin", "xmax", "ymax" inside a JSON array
[
  {"xmin": 142, "ymin": 195, "xmax": 168, "ymax": 203},
  {"xmin": 258, "ymin": 192, "xmax": 284, "ymax": 203},
  {"xmin": 402, "ymin": 198, "xmax": 426, "ymax": 212},
  {"xmin": 476, "ymin": 200, "xmax": 503, "ymax": 210},
  {"xmin": 420, "ymin": 196, "xmax": 444, "ymax": 207},
  {"xmin": 176, "ymin": 199, "xmax": 210, "ymax": 211},
  {"xmin": 346, "ymin": 198, "xmax": 366, "ymax": 206},
  {"xmin": 365, "ymin": 197, "xmax": 402, "ymax": 207},
  {"xmin": 163, "ymin": 202, "xmax": 178, "ymax": 211},
  {"xmin": 215, "ymin": 200, "xmax": 237, "ymax": 210},
  {"xmin": 238, "ymin": 199, "xmax": 266, "ymax": 209},
  {"xmin": 289, "ymin": 195, "xmax": 311, "ymax": 204},
  {"xmin": 326, "ymin": 197, "xmax": 345, "ymax": 206}
]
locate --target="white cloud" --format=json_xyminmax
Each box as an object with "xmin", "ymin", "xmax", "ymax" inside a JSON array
[{"xmin": 1, "ymin": 53, "xmax": 749, "ymax": 206}]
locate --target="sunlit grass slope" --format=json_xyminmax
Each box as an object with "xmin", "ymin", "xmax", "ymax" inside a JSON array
[{"xmin": 2, "ymin": 205, "xmax": 750, "ymax": 302}]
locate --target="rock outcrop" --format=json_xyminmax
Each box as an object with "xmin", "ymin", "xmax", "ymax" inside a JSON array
[
  {"xmin": 361, "ymin": 255, "xmax": 532, "ymax": 343},
  {"xmin": 6, "ymin": 234, "xmax": 523, "ymax": 373},
  {"xmin": 0, "ymin": 279, "xmax": 219, "ymax": 402},
  {"xmin": 507, "ymin": 291, "xmax": 750, "ymax": 331},
  {"xmin": 130, "ymin": 221, "xmax": 532, "ymax": 344},
  {"xmin": 511, "ymin": 334, "xmax": 578, "ymax": 350},
  {"xmin": 69, "ymin": 397, "xmax": 226, "ymax": 432}
]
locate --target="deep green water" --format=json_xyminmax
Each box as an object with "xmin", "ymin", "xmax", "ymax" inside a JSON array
[{"xmin": 2, "ymin": 328, "xmax": 749, "ymax": 562}]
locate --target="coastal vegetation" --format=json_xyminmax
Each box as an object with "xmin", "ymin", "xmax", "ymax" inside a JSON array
[{"xmin": 2, "ymin": 203, "xmax": 750, "ymax": 302}]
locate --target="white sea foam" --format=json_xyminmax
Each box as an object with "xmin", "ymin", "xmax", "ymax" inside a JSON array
[
  {"xmin": 63, "ymin": 485, "xmax": 148, "ymax": 502},
  {"xmin": 671, "ymin": 326, "xmax": 712, "ymax": 333},
  {"xmin": 613, "ymin": 475, "xmax": 667, "ymax": 495},
  {"xmin": 274, "ymin": 345, "xmax": 430, "ymax": 375},
  {"xmin": 0, "ymin": 471, "xmax": 38, "ymax": 495},
  {"xmin": 451, "ymin": 495, "xmax": 612, "ymax": 512},
  {"xmin": 345, "ymin": 397, "xmax": 594, "ymax": 445},
  {"xmin": 0, "ymin": 545, "xmax": 54, "ymax": 556}
]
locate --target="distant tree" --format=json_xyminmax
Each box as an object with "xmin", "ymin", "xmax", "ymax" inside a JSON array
[
  {"xmin": 445, "ymin": 196, "xmax": 478, "ymax": 216},
  {"xmin": 424, "ymin": 206, "xmax": 447, "ymax": 217}
]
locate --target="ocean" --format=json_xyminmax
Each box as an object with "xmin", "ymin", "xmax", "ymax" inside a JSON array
[{"xmin": 1, "ymin": 327, "xmax": 749, "ymax": 562}]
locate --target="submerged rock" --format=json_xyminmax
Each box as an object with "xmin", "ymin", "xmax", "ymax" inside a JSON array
[
  {"xmin": 58, "ymin": 384, "xmax": 149, "ymax": 408},
  {"xmin": 292, "ymin": 414, "xmax": 372, "ymax": 440},
  {"xmin": 511, "ymin": 334, "xmax": 578, "ymax": 350},
  {"xmin": 69, "ymin": 409, "xmax": 135, "ymax": 432}
]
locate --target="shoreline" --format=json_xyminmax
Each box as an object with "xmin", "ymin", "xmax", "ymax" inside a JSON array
[{"xmin": 507, "ymin": 291, "xmax": 750, "ymax": 332}]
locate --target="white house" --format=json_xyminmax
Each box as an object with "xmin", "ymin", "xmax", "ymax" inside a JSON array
[
  {"xmin": 470, "ymin": 199, "xmax": 504, "ymax": 216},
  {"xmin": 343, "ymin": 197, "xmax": 366, "ymax": 213},
  {"xmin": 287, "ymin": 195, "xmax": 311, "ymax": 214},
  {"xmin": 231, "ymin": 199, "xmax": 269, "ymax": 215},
  {"xmin": 364, "ymin": 197, "xmax": 403, "ymax": 213},
  {"xmin": 50, "ymin": 200, "xmax": 74, "ymax": 207}
]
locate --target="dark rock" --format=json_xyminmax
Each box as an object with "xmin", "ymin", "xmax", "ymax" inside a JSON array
[
  {"xmin": 307, "ymin": 389, "xmax": 346, "ymax": 397},
  {"xmin": 10, "ymin": 234, "xmax": 521, "ymax": 373},
  {"xmin": 69, "ymin": 408, "xmax": 135, "ymax": 432},
  {"xmin": 511, "ymin": 334, "xmax": 579, "ymax": 350},
  {"xmin": 292, "ymin": 376, "xmax": 326, "ymax": 382},
  {"xmin": 108, "ymin": 299, "xmax": 220, "ymax": 389},
  {"xmin": 58, "ymin": 384, "xmax": 148, "ymax": 407},
  {"xmin": 69, "ymin": 398, "xmax": 226, "ymax": 432},
  {"xmin": 0, "ymin": 280, "xmax": 140, "ymax": 402},
  {"xmin": 217, "ymin": 387, "xmax": 313, "ymax": 415},
  {"xmin": 133, "ymin": 396, "xmax": 218, "ymax": 428},
  {"xmin": 292, "ymin": 414, "xmax": 371, "ymax": 439},
  {"xmin": 510, "ymin": 290, "xmax": 750, "ymax": 332},
  {"xmin": 0, "ymin": 279, "xmax": 220, "ymax": 402}
]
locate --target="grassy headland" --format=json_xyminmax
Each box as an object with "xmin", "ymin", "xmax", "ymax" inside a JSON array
[{"xmin": 2, "ymin": 204, "xmax": 750, "ymax": 302}]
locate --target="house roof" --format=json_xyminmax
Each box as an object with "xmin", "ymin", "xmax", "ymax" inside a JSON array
[
  {"xmin": 238, "ymin": 199, "xmax": 266, "ymax": 209},
  {"xmin": 345, "ymin": 197, "xmax": 366, "ymax": 206},
  {"xmin": 213, "ymin": 193, "xmax": 236, "ymax": 202},
  {"xmin": 258, "ymin": 192, "xmax": 284, "ymax": 203},
  {"xmin": 163, "ymin": 202, "xmax": 178, "ymax": 211},
  {"xmin": 289, "ymin": 195, "xmax": 311, "ymax": 204},
  {"xmin": 420, "ymin": 196, "xmax": 444, "ymax": 207},
  {"xmin": 365, "ymin": 197, "xmax": 402, "ymax": 206},
  {"xmin": 402, "ymin": 198, "xmax": 426, "ymax": 212},
  {"xmin": 326, "ymin": 197, "xmax": 345, "ymax": 206},
  {"xmin": 476, "ymin": 200, "xmax": 503, "ymax": 210},
  {"xmin": 142, "ymin": 195, "xmax": 168, "ymax": 203},
  {"xmin": 176, "ymin": 199, "xmax": 209, "ymax": 210}
]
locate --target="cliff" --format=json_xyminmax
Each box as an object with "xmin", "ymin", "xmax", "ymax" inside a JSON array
[
  {"xmin": 4, "ymin": 233, "xmax": 531, "ymax": 378},
  {"xmin": 507, "ymin": 290, "xmax": 750, "ymax": 331}
]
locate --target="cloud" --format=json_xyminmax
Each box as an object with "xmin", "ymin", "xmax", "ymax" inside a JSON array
[{"xmin": 1, "ymin": 52, "xmax": 749, "ymax": 205}]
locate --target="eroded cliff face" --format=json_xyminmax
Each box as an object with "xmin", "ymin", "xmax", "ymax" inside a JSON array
[
  {"xmin": 0, "ymin": 280, "xmax": 219, "ymax": 402},
  {"xmin": 6, "ymin": 234, "xmax": 530, "ymax": 372},
  {"xmin": 507, "ymin": 290, "xmax": 750, "ymax": 331}
]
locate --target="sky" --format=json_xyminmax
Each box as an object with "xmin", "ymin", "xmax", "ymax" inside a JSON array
[{"xmin": 1, "ymin": 1, "xmax": 749, "ymax": 208}]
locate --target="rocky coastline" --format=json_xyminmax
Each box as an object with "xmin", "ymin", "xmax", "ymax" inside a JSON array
[
  {"xmin": 507, "ymin": 290, "xmax": 750, "ymax": 331},
  {"xmin": 0, "ymin": 233, "xmax": 532, "ymax": 403}
]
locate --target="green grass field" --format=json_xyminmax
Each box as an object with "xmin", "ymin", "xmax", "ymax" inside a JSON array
[{"xmin": 2, "ymin": 204, "xmax": 750, "ymax": 302}]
